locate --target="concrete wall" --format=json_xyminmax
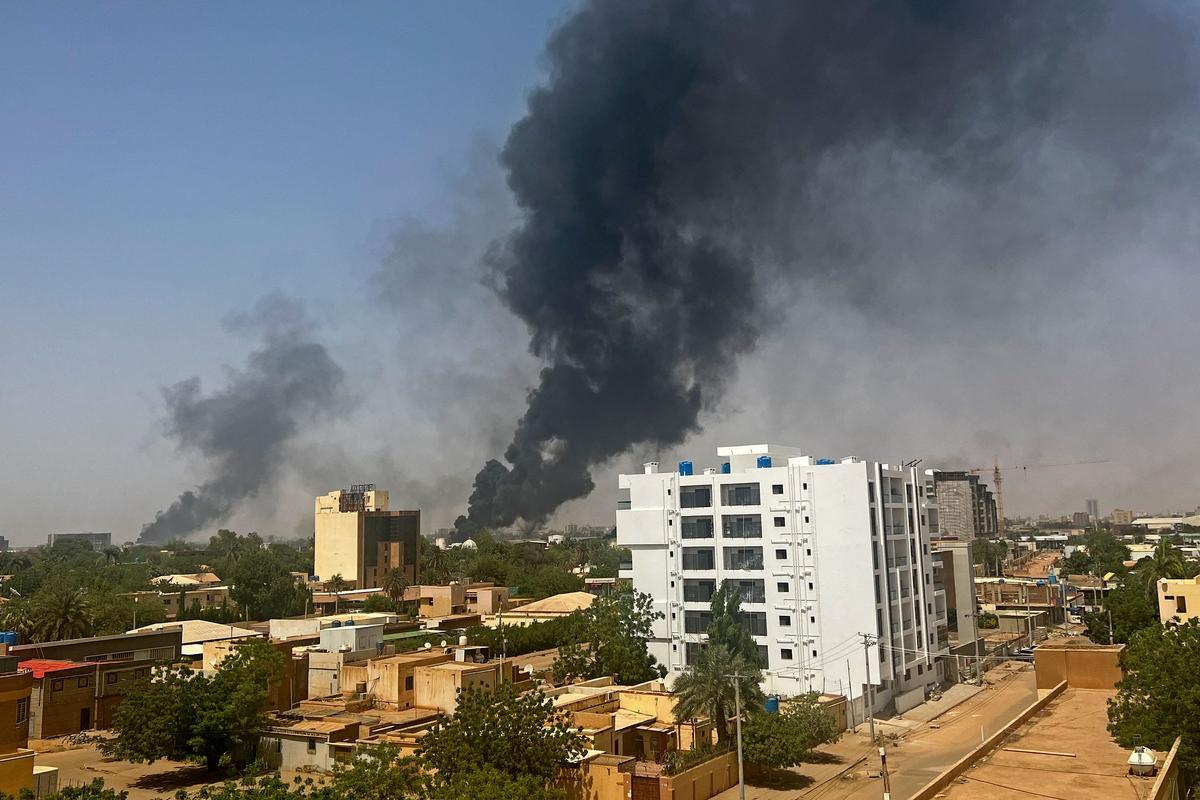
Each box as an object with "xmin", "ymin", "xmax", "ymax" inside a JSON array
[
  {"xmin": 0, "ymin": 748, "xmax": 34, "ymax": 798},
  {"xmin": 314, "ymin": 504, "xmax": 362, "ymax": 585},
  {"xmin": 1034, "ymin": 645, "xmax": 1123, "ymax": 690},
  {"xmin": 1149, "ymin": 737, "xmax": 1183, "ymax": 800},
  {"xmin": 0, "ymin": 671, "xmax": 32, "ymax": 753},
  {"xmin": 660, "ymin": 751, "xmax": 737, "ymax": 800},
  {"xmin": 1157, "ymin": 576, "xmax": 1200, "ymax": 624}
]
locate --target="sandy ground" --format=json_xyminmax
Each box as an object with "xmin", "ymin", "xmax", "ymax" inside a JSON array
[{"xmin": 36, "ymin": 743, "xmax": 230, "ymax": 800}]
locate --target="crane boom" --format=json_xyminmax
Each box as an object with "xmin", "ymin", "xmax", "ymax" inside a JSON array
[{"xmin": 962, "ymin": 458, "xmax": 1111, "ymax": 536}]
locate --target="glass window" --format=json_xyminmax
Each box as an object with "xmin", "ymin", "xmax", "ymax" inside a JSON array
[
  {"xmin": 680, "ymin": 486, "xmax": 712, "ymax": 509},
  {"xmin": 106, "ymin": 673, "xmax": 117, "ymax": 685},
  {"xmin": 685, "ymin": 642, "xmax": 707, "ymax": 663},
  {"xmin": 722, "ymin": 515, "xmax": 762, "ymax": 538},
  {"xmin": 684, "ymin": 611, "xmax": 712, "ymax": 634},
  {"xmin": 775, "ymin": 549, "xmax": 787, "ymax": 559},
  {"xmin": 777, "ymin": 582, "xmax": 789, "ymax": 593},
  {"xmin": 722, "ymin": 547, "xmax": 763, "ymax": 571},
  {"xmin": 773, "ymin": 516, "xmax": 785, "ymax": 527},
  {"xmin": 779, "ymin": 615, "xmax": 791, "ymax": 626},
  {"xmin": 780, "ymin": 648, "xmax": 793, "ymax": 661},
  {"xmin": 15, "ymin": 698, "xmax": 27, "ymax": 724},
  {"xmin": 722, "ymin": 483, "xmax": 761, "ymax": 506},
  {"xmin": 771, "ymin": 484, "xmax": 783, "ymax": 495},
  {"xmin": 756, "ymin": 645, "xmax": 769, "ymax": 667},
  {"xmin": 683, "ymin": 579, "xmax": 717, "ymax": 603},
  {"xmin": 744, "ymin": 612, "xmax": 768, "ymax": 637},
  {"xmin": 681, "ymin": 516, "xmax": 714, "ymax": 539},
  {"xmin": 682, "ymin": 548, "xmax": 715, "ymax": 570},
  {"xmin": 733, "ymin": 580, "xmax": 766, "ymax": 603}
]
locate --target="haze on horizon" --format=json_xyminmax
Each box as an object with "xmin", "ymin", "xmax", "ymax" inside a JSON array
[{"xmin": 2, "ymin": 1, "xmax": 1199, "ymax": 546}]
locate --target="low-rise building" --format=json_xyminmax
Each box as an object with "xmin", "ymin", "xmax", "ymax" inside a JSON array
[
  {"xmin": 0, "ymin": 654, "xmax": 41, "ymax": 797},
  {"xmin": 19, "ymin": 658, "xmax": 155, "ymax": 737},
  {"xmin": 1157, "ymin": 576, "xmax": 1200, "ymax": 624},
  {"xmin": 10, "ymin": 629, "xmax": 181, "ymax": 664},
  {"xmin": 127, "ymin": 620, "xmax": 258, "ymax": 660}
]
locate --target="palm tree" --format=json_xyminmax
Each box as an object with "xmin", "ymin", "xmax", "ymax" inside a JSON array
[
  {"xmin": 381, "ymin": 568, "xmax": 409, "ymax": 612},
  {"xmin": 101, "ymin": 546, "xmax": 123, "ymax": 566},
  {"xmin": 422, "ymin": 546, "xmax": 450, "ymax": 585},
  {"xmin": 0, "ymin": 598, "xmax": 33, "ymax": 643},
  {"xmin": 1137, "ymin": 539, "xmax": 1188, "ymax": 600},
  {"xmin": 29, "ymin": 586, "xmax": 94, "ymax": 642},
  {"xmin": 673, "ymin": 644, "xmax": 765, "ymax": 745},
  {"xmin": 328, "ymin": 574, "xmax": 349, "ymax": 614}
]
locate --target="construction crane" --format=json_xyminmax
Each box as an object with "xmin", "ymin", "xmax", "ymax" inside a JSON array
[{"xmin": 967, "ymin": 457, "xmax": 1111, "ymax": 535}]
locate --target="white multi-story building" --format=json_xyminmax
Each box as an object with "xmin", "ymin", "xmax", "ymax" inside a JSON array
[{"xmin": 617, "ymin": 444, "xmax": 949, "ymax": 714}]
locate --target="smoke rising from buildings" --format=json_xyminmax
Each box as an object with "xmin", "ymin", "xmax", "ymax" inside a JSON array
[
  {"xmin": 456, "ymin": 0, "xmax": 1200, "ymax": 535},
  {"xmin": 140, "ymin": 295, "xmax": 345, "ymax": 542}
]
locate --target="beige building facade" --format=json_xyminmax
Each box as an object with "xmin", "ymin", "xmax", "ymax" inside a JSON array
[
  {"xmin": 1157, "ymin": 576, "xmax": 1200, "ymax": 624},
  {"xmin": 314, "ymin": 485, "xmax": 419, "ymax": 589}
]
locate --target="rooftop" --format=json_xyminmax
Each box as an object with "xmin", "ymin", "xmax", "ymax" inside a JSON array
[
  {"xmin": 19, "ymin": 659, "xmax": 88, "ymax": 679},
  {"xmin": 938, "ymin": 688, "xmax": 1155, "ymax": 799},
  {"xmin": 128, "ymin": 620, "xmax": 259, "ymax": 646},
  {"xmin": 508, "ymin": 591, "xmax": 594, "ymax": 615}
]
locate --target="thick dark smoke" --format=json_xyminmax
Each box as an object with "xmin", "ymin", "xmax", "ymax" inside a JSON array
[
  {"xmin": 456, "ymin": 0, "xmax": 1200, "ymax": 535},
  {"xmin": 141, "ymin": 295, "xmax": 345, "ymax": 542}
]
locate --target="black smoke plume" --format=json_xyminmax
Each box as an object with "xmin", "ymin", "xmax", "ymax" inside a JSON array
[
  {"xmin": 141, "ymin": 295, "xmax": 344, "ymax": 542},
  {"xmin": 457, "ymin": 0, "xmax": 1199, "ymax": 535}
]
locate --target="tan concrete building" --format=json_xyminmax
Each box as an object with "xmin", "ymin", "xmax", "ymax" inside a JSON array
[
  {"xmin": 1157, "ymin": 576, "xmax": 1200, "ymax": 624},
  {"xmin": 313, "ymin": 485, "xmax": 419, "ymax": 589},
  {"xmin": 0, "ymin": 655, "xmax": 38, "ymax": 798},
  {"xmin": 1111, "ymin": 508, "xmax": 1135, "ymax": 526}
]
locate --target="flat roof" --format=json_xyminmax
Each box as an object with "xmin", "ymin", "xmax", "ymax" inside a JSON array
[
  {"xmin": 19, "ymin": 660, "xmax": 89, "ymax": 679},
  {"xmin": 937, "ymin": 688, "xmax": 1153, "ymax": 799}
]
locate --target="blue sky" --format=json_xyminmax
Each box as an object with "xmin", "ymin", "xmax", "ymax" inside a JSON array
[{"xmin": 0, "ymin": 1, "xmax": 573, "ymax": 543}]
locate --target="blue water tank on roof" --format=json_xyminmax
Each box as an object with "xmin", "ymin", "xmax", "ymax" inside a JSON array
[
  {"xmin": 765, "ymin": 695, "xmax": 780, "ymax": 714},
  {"xmin": 344, "ymin": 619, "xmax": 355, "ymax": 626},
  {"xmin": 816, "ymin": 458, "xmax": 835, "ymax": 465},
  {"xmin": 678, "ymin": 460, "xmax": 693, "ymax": 476},
  {"xmin": 757, "ymin": 456, "xmax": 772, "ymax": 468},
  {"xmin": 721, "ymin": 462, "xmax": 731, "ymax": 474},
  {"xmin": 331, "ymin": 620, "xmax": 342, "ymax": 628}
]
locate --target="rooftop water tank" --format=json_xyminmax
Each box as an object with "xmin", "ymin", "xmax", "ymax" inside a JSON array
[
  {"xmin": 816, "ymin": 458, "xmax": 835, "ymax": 465},
  {"xmin": 764, "ymin": 695, "xmax": 780, "ymax": 714},
  {"xmin": 344, "ymin": 619, "xmax": 355, "ymax": 626},
  {"xmin": 1128, "ymin": 746, "xmax": 1157, "ymax": 776},
  {"xmin": 757, "ymin": 455, "xmax": 772, "ymax": 468},
  {"xmin": 721, "ymin": 462, "xmax": 731, "ymax": 474},
  {"xmin": 679, "ymin": 460, "xmax": 694, "ymax": 476},
  {"xmin": 331, "ymin": 620, "xmax": 342, "ymax": 628}
]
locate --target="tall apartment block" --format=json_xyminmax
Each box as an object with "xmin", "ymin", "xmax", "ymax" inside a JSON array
[
  {"xmin": 314, "ymin": 485, "xmax": 419, "ymax": 589},
  {"xmin": 928, "ymin": 472, "xmax": 996, "ymax": 540},
  {"xmin": 617, "ymin": 444, "xmax": 949, "ymax": 713},
  {"xmin": 1086, "ymin": 499, "xmax": 1100, "ymax": 521},
  {"xmin": 46, "ymin": 532, "xmax": 112, "ymax": 550}
]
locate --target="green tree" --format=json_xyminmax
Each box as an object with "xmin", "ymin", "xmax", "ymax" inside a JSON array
[
  {"xmin": 1084, "ymin": 578, "xmax": 1157, "ymax": 644},
  {"xmin": 228, "ymin": 549, "xmax": 308, "ymax": 620},
  {"xmin": 673, "ymin": 644, "xmax": 764, "ymax": 745},
  {"xmin": 361, "ymin": 594, "xmax": 397, "ymax": 613},
  {"xmin": 1108, "ymin": 619, "xmax": 1200, "ymax": 785},
  {"xmin": 707, "ymin": 582, "xmax": 761, "ymax": 666},
  {"xmin": 1135, "ymin": 539, "xmax": 1191, "ymax": 600},
  {"xmin": 419, "ymin": 540, "xmax": 451, "ymax": 585},
  {"xmin": 418, "ymin": 682, "xmax": 586, "ymax": 792},
  {"xmin": 29, "ymin": 585, "xmax": 94, "ymax": 642},
  {"xmin": 517, "ymin": 564, "xmax": 583, "ymax": 599},
  {"xmin": 102, "ymin": 639, "xmax": 284, "ymax": 772},
  {"xmin": 380, "ymin": 568, "xmax": 409, "ymax": 609},
  {"xmin": 551, "ymin": 587, "xmax": 663, "ymax": 684},
  {"xmin": 741, "ymin": 694, "xmax": 840, "ymax": 772},
  {"xmin": 327, "ymin": 573, "xmax": 349, "ymax": 615}
]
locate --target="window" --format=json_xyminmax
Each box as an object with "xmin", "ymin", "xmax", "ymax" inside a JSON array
[
  {"xmin": 134, "ymin": 669, "xmax": 147, "ymax": 679},
  {"xmin": 106, "ymin": 673, "xmax": 117, "ymax": 685},
  {"xmin": 683, "ymin": 579, "xmax": 717, "ymax": 603},
  {"xmin": 756, "ymin": 645, "xmax": 769, "ymax": 667},
  {"xmin": 77, "ymin": 677, "xmax": 88, "ymax": 688},
  {"xmin": 773, "ymin": 516, "xmax": 785, "ymax": 528},
  {"xmin": 810, "ymin": 616, "xmax": 816, "ymax": 624},
  {"xmin": 722, "ymin": 547, "xmax": 763, "ymax": 571},
  {"xmin": 51, "ymin": 680, "xmax": 63, "ymax": 692},
  {"xmin": 780, "ymin": 648, "xmax": 793, "ymax": 661},
  {"xmin": 405, "ymin": 676, "xmax": 414, "ymax": 691},
  {"xmin": 812, "ymin": 649, "xmax": 818, "ymax": 658},
  {"xmin": 744, "ymin": 612, "xmax": 768, "ymax": 637},
  {"xmin": 733, "ymin": 579, "xmax": 766, "ymax": 603},
  {"xmin": 722, "ymin": 515, "xmax": 762, "ymax": 538},
  {"xmin": 775, "ymin": 549, "xmax": 787, "ymax": 560},
  {"xmin": 15, "ymin": 698, "xmax": 27, "ymax": 725},
  {"xmin": 307, "ymin": 739, "xmax": 317, "ymax": 754},
  {"xmin": 779, "ymin": 615, "xmax": 791, "ymax": 626},
  {"xmin": 680, "ymin": 486, "xmax": 712, "ymax": 509},
  {"xmin": 684, "ymin": 611, "xmax": 712, "ymax": 634},
  {"xmin": 685, "ymin": 642, "xmax": 707, "ymax": 662},
  {"xmin": 772, "ymin": 484, "xmax": 784, "ymax": 495},
  {"xmin": 868, "ymin": 481, "xmax": 875, "ymax": 501},
  {"xmin": 804, "ymin": 515, "xmax": 810, "ymax": 524},
  {"xmin": 802, "ymin": 482, "xmax": 808, "ymax": 490},
  {"xmin": 1178, "ymin": 596, "xmax": 1188, "ymax": 614},
  {"xmin": 722, "ymin": 483, "xmax": 761, "ymax": 506},
  {"xmin": 681, "ymin": 516, "xmax": 714, "ymax": 539},
  {"xmin": 806, "ymin": 548, "xmax": 812, "ymax": 556},
  {"xmin": 776, "ymin": 582, "xmax": 789, "ymax": 593},
  {"xmin": 808, "ymin": 582, "xmax": 814, "ymax": 591},
  {"xmin": 682, "ymin": 547, "xmax": 715, "ymax": 571}
]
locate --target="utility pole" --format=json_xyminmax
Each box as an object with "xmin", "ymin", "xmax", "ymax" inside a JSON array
[
  {"xmin": 879, "ymin": 744, "xmax": 893, "ymax": 800},
  {"xmin": 732, "ymin": 674, "xmax": 746, "ymax": 800},
  {"xmin": 1108, "ymin": 608, "xmax": 1114, "ymax": 644},
  {"xmin": 861, "ymin": 633, "xmax": 876, "ymax": 742},
  {"xmin": 846, "ymin": 659, "xmax": 855, "ymax": 730}
]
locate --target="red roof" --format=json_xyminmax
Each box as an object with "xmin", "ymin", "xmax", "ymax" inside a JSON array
[{"xmin": 18, "ymin": 660, "xmax": 88, "ymax": 679}]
